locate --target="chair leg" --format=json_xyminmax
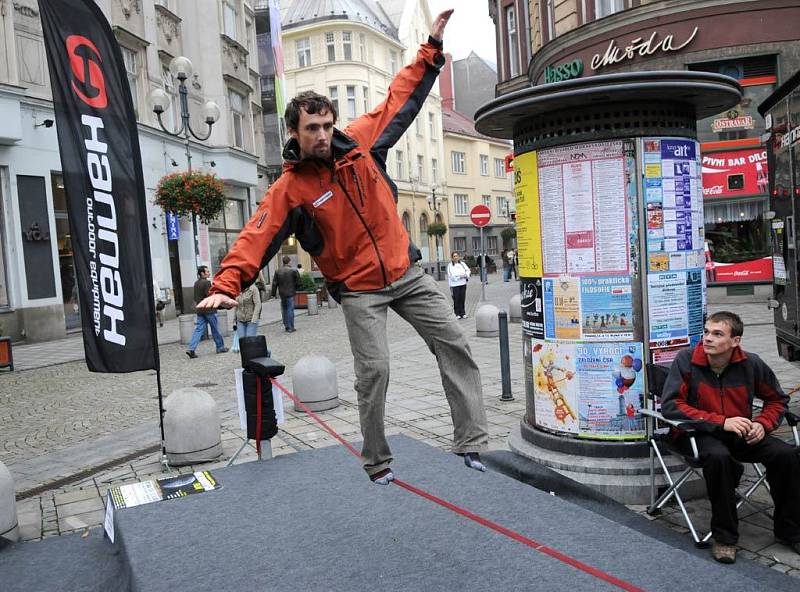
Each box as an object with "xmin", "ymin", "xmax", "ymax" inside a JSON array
[{"xmin": 735, "ymin": 464, "xmax": 773, "ymax": 519}]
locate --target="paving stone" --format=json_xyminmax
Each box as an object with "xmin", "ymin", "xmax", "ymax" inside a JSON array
[{"xmin": 53, "ymin": 488, "xmax": 98, "ymax": 506}]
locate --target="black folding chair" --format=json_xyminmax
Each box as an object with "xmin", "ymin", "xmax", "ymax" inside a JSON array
[{"xmin": 641, "ymin": 363, "xmax": 800, "ymax": 548}]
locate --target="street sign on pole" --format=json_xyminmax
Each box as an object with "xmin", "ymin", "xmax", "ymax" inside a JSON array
[
  {"xmin": 470, "ymin": 204, "xmax": 492, "ymax": 228},
  {"xmin": 479, "ymin": 226, "xmax": 486, "ymax": 302}
]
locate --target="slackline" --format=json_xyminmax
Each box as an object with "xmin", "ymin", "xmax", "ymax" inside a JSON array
[{"xmin": 269, "ymin": 377, "xmax": 644, "ymax": 592}]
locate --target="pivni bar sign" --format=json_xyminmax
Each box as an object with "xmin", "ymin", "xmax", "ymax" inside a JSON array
[{"xmin": 590, "ymin": 26, "xmax": 699, "ymax": 72}]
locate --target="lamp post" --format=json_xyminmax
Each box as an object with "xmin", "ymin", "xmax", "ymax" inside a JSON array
[
  {"xmin": 427, "ymin": 184, "xmax": 443, "ymax": 281},
  {"xmin": 148, "ymin": 56, "xmax": 221, "ymax": 266}
]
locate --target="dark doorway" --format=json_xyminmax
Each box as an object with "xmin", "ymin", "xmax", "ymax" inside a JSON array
[{"xmin": 169, "ymin": 239, "xmax": 184, "ymax": 314}]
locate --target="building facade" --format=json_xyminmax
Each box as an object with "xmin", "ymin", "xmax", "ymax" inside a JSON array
[
  {"xmin": 490, "ymin": 0, "xmax": 800, "ymax": 292},
  {"xmin": 0, "ymin": 0, "xmax": 269, "ymax": 342}
]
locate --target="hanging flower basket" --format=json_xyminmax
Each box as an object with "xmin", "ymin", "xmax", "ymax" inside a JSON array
[{"xmin": 154, "ymin": 171, "xmax": 226, "ymax": 225}]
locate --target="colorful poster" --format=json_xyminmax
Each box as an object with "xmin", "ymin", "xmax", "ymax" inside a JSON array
[
  {"xmin": 648, "ymin": 272, "xmax": 689, "ymax": 348},
  {"xmin": 532, "ymin": 341, "xmax": 579, "ymax": 434},
  {"xmin": 543, "ymin": 278, "xmax": 555, "ymax": 339},
  {"xmin": 575, "ymin": 343, "xmax": 645, "ymax": 437},
  {"xmin": 521, "ymin": 278, "xmax": 545, "ymax": 339},
  {"xmin": 537, "ymin": 140, "xmax": 629, "ymax": 276},
  {"xmin": 553, "ymin": 276, "xmax": 581, "ymax": 340},
  {"xmin": 513, "ymin": 152, "xmax": 543, "ymax": 276},
  {"xmin": 686, "ymin": 270, "xmax": 704, "ymax": 339},
  {"xmin": 580, "ymin": 276, "xmax": 633, "ymax": 340}
]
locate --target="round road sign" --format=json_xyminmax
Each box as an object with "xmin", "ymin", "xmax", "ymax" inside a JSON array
[{"xmin": 470, "ymin": 204, "xmax": 492, "ymax": 228}]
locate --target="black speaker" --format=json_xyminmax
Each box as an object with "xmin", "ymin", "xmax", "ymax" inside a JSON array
[
  {"xmin": 239, "ymin": 335, "xmax": 268, "ymax": 367},
  {"xmin": 242, "ymin": 372, "xmax": 278, "ymax": 441}
]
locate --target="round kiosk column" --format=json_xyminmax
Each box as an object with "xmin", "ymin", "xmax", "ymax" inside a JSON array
[{"xmin": 475, "ymin": 71, "xmax": 741, "ymax": 504}]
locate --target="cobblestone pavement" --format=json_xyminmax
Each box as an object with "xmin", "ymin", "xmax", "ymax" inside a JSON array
[{"xmin": 3, "ymin": 280, "xmax": 800, "ymax": 579}]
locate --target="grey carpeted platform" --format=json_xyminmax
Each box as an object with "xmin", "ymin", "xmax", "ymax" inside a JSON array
[{"xmin": 2, "ymin": 435, "xmax": 797, "ymax": 591}]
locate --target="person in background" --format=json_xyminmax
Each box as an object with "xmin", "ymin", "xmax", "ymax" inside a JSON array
[
  {"xmin": 272, "ymin": 255, "xmax": 300, "ymax": 333},
  {"xmin": 447, "ymin": 251, "xmax": 470, "ymax": 319},
  {"xmin": 153, "ymin": 279, "xmax": 165, "ymax": 327},
  {"xmin": 235, "ymin": 282, "xmax": 262, "ymax": 338},
  {"xmin": 186, "ymin": 266, "xmax": 227, "ymax": 358}
]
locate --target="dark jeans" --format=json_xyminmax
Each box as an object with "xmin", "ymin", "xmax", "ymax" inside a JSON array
[
  {"xmin": 281, "ymin": 296, "xmax": 295, "ymax": 330},
  {"xmin": 451, "ymin": 284, "xmax": 467, "ymax": 317},
  {"xmin": 675, "ymin": 432, "xmax": 800, "ymax": 544}
]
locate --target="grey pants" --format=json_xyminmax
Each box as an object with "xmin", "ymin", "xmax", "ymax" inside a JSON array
[{"xmin": 340, "ymin": 265, "xmax": 489, "ymax": 476}]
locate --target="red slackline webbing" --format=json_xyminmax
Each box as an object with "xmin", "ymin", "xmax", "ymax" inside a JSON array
[{"xmin": 268, "ymin": 377, "xmax": 645, "ymax": 592}]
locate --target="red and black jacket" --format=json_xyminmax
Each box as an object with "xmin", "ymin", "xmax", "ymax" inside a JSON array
[
  {"xmin": 210, "ymin": 38, "xmax": 444, "ymax": 300},
  {"xmin": 661, "ymin": 343, "xmax": 788, "ymax": 434}
]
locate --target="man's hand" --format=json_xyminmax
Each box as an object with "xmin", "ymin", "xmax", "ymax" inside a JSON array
[
  {"xmin": 745, "ymin": 421, "xmax": 765, "ymax": 445},
  {"xmin": 196, "ymin": 293, "xmax": 238, "ymax": 311},
  {"xmin": 430, "ymin": 9, "xmax": 454, "ymax": 42},
  {"xmin": 723, "ymin": 416, "xmax": 752, "ymax": 438}
]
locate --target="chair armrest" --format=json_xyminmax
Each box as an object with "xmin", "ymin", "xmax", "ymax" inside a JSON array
[
  {"xmin": 785, "ymin": 410, "xmax": 799, "ymax": 427},
  {"xmin": 640, "ymin": 408, "xmax": 696, "ymax": 431}
]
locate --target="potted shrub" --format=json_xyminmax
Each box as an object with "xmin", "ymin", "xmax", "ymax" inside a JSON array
[
  {"xmin": 294, "ymin": 271, "xmax": 319, "ymax": 309},
  {"xmin": 154, "ymin": 171, "xmax": 226, "ymax": 224}
]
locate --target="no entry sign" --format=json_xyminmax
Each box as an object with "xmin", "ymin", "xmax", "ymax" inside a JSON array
[{"xmin": 470, "ymin": 204, "xmax": 491, "ymax": 228}]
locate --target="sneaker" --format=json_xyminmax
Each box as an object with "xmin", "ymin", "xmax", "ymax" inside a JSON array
[
  {"xmin": 460, "ymin": 452, "xmax": 487, "ymax": 472},
  {"xmin": 186, "ymin": 351, "xmax": 197, "ymax": 359},
  {"xmin": 462, "ymin": 314, "xmax": 468, "ymax": 319},
  {"xmin": 216, "ymin": 347, "xmax": 229, "ymax": 354},
  {"xmin": 711, "ymin": 542, "xmax": 737, "ymax": 564},
  {"xmin": 369, "ymin": 468, "xmax": 395, "ymax": 485},
  {"xmin": 288, "ymin": 328, "xmax": 296, "ymax": 333}
]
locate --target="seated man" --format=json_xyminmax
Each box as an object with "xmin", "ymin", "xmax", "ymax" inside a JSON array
[{"xmin": 661, "ymin": 311, "xmax": 800, "ymax": 564}]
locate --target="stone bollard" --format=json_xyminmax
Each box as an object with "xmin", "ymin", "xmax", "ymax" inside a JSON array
[
  {"xmin": 0, "ymin": 461, "xmax": 19, "ymax": 542},
  {"xmin": 307, "ymin": 293, "xmax": 319, "ymax": 316},
  {"xmin": 509, "ymin": 294, "xmax": 522, "ymax": 323},
  {"xmin": 179, "ymin": 315, "xmax": 195, "ymax": 345},
  {"xmin": 164, "ymin": 387, "xmax": 223, "ymax": 466},
  {"xmin": 476, "ymin": 304, "xmax": 500, "ymax": 337},
  {"xmin": 292, "ymin": 354, "xmax": 339, "ymax": 412}
]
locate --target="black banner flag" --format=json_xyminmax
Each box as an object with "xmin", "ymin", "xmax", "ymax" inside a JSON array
[{"xmin": 40, "ymin": 0, "xmax": 158, "ymax": 372}]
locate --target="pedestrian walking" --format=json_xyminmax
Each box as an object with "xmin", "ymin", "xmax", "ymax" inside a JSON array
[
  {"xmin": 447, "ymin": 251, "xmax": 470, "ymax": 319},
  {"xmin": 507, "ymin": 248, "xmax": 517, "ymax": 280},
  {"xmin": 271, "ymin": 255, "xmax": 300, "ymax": 333},
  {"xmin": 186, "ymin": 265, "xmax": 228, "ymax": 359},
  {"xmin": 235, "ymin": 282, "xmax": 262, "ymax": 338},
  {"xmin": 197, "ymin": 9, "xmax": 488, "ymax": 485}
]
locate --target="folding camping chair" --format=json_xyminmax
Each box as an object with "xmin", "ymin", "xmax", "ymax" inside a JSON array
[{"xmin": 641, "ymin": 363, "xmax": 800, "ymax": 548}]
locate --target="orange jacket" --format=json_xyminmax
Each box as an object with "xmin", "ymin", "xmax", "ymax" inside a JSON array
[{"xmin": 210, "ymin": 39, "xmax": 444, "ymax": 299}]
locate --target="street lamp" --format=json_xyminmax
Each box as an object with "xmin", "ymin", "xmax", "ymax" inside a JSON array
[
  {"xmin": 427, "ymin": 184, "xmax": 443, "ymax": 281},
  {"xmin": 148, "ymin": 56, "xmax": 221, "ymax": 266}
]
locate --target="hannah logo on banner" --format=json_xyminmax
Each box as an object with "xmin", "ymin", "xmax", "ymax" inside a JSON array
[{"xmin": 40, "ymin": 0, "xmax": 158, "ymax": 373}]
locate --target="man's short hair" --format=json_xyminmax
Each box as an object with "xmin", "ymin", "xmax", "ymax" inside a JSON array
[
  {"xmin": 707, "ymin": 311, "xmax": 744, "ymax": 338},
  {"xmin": 285, "ymin": 91, "xmax": 337, "ymax": 131},
  {"xmin": 197, "ymin": 265, "xmax": 208, "ymax": 277},
  {"xmin": 282, "ymin": 255, "xmax": 291, "ymax": 265}
]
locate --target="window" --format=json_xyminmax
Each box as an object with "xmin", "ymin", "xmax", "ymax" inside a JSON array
[
  {"xmin": 541, "ymin": 0, "xmax": 555, "ymax": 43},
  {"xmin": 596, "ymin": 0, "xmax": 626, "ymax": 18},
  {"xmin": 487, "ymin": 236, "xmax": 498, "ymax": 255},
  {"xmin": 223, "ymin": 0, "xmax": 237, "ymax": 40},
  {"xmin": 120, "ymin": 46, "xmax": 140, "ymax": 118},
  {"xmin": 417, "ymin": 155, "xmax": 425, "ymax": 182},
  {"xmin": 494, "ymin": 158, "xmax": 506, "ymax": 177},
  {"xmin": 161, "ymin": 64, "xmax": 179, "ymax": 130},
  {"xmin": 428, "ymin": 112, "xmax": 436, "ymax": 139},
  {"xmin": 416, "ymin": 116, "xmax": 423, "ymax": 136},
  {"xmin": 395, "ymin": 149, "xmax": 404, "ymax": 180},
  {"xmin": 451, "ymin": 151, "xmax": 466, "ymax": 174},
  {"xmin": 209, "ymin": 195, "xmax": 248, "ymax": 274},
  {"xmin": 402, "ymin": 211, "xmax": 411, "ymax": 233},
  {"xmin": 472, "ymin": 237, "xmax": 482, "ymax": 252},
  {"xmin": 342, "ymin": 31, "xmax": 353, "ymax": 60},
  {"xmin": 419, "ymin": 213, "xmax": 428, "ymax": 236},
  {"xmin": 506, "ymin": 6, "xmax": 520, "ymax": 77},
  {"xmin": 482, "ymin": 194, "xmax": 492, "ymax": 209},
  {"xmin": 496, "ymin": 196, "xmax": 508, "ymax": 217},
  {"xmin": 229, "ymin": 89, "xmax": 246, "ymax": 149},
  {"xmin": 431, "ymin": 158, "xmax": 438, "ymax": 184},
  {"xmin": 156, "ymin": 0, "xmax": 175, "ymax": 10},
  {"xmin": 245, "ymin": 18, "xmax": 255, "ymax": 66},
  {"xmin": 328, "ymin": 86, "xmax": 339, "ymax": 115},
  {"xmin": 453, "ymin": 237, "xmax": 466, "ymax": 253},
  {"xmin": 359, "ymin": 33, "xmax": 366, "ymax": 61},
  {"xmin": 454, "ymin": 193, "xmax": 469, "ymax": 215},
  {"xmin": 326, "ymin": 32, "xmax": 336, "ymax": 61},
  {"xmin": 346, "ymin": 85, "xmax": 356, "ymax": 118},
  {"xmin": 389, "ymin": 50, "xmax": 398, "ymax": 74},
  {"xmin": 479, "ymin": 154, "xmax": 489, "ymax": 176},
  {"xmin": 362, "ymin": 87, "xmax": 369, "ymax": 113},
  {"xmin": 296, "ymin": 38, "xmax": 311, "ymax": 67}
]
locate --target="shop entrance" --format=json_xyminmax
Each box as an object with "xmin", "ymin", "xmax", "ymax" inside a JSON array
[{"xmin": 51, "ymin": 173, "xmax": 81, "ymax": 332}]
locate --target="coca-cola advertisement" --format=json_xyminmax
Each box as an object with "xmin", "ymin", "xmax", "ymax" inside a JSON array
[{"xmin": 701, "ymin": 148, "xmax": 768, "ymax": 199}]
